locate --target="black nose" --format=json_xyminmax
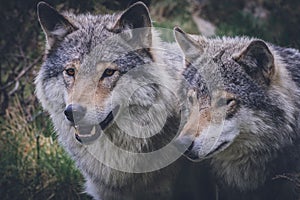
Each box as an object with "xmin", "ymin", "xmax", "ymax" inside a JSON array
[{"xmin": 64, "ymin": 104, "xmax": 86, "ymax": 123}]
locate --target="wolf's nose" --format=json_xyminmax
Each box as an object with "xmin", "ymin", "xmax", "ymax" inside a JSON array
[{"xmin": 64, "ymin": 104, "xmax": 86, "ymax": 123}]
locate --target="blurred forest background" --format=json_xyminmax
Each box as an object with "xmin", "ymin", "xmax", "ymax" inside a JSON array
[{"xmin": 1, "ymin": 0, "xmax": 300, "ymax": 199}]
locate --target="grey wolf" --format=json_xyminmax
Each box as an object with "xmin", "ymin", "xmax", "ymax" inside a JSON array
[
  {"xmin": 35, "ymin": 2, "xmax": 213, "ymax": 200},
  {"xmin": 174, "ymin": 27, "xmax": 300, "ymax": 199}
]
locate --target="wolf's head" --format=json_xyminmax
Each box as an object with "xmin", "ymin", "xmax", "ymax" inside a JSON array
[
  {"xmin": 174, "ymin": 27, "xmax": 297, "ymax": 161},
  {"xmin": 36, "ymin": 2, "xmax": 179, "ymax": 145}
]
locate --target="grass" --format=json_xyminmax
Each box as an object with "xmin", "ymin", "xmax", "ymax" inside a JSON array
[
  {"xmin": 151, "ymin": 0, "xmax": 199, "ymax": 42},
  {"xmin": 0, "ymin": 97, "xmax": 91, "ymax": 200}
]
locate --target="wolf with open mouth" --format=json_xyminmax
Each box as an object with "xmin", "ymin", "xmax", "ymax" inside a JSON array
[{"xmin": 35, "ymin": 2, "xmax": 214, "ymax": 200}]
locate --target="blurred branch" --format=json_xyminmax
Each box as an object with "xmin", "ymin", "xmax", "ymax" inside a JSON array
[
  {"xmin": 8, "ymin": 81, "xmax": 19, "ymax": 96},
  {"xmin": 1, "ymin": 55, "xmax": 42, "ymax": 91}
]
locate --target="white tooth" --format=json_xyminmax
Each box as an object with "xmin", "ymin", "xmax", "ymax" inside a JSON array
[
  {"xmin": 75, "ymin": 128, "xmax": 79, "ymax": 135},
  {"xmin": 91, "ymin": 126, "xmax": 96, "ymax": 135}
]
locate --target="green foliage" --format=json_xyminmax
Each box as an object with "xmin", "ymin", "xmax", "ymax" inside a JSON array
[
  {"xmin": 151, "ymin": 0, "xmax": 199, "ymax": 42},
  {"xmin": 216, "ymin": 11, "xmax": 269, "ymax": 39},
  {"xmin": 0, "ymin": 97, "xmax": 91, "ymax": 200},
  {"xmin": 202, "ymin": 0, "xmax": 300, "ymax": 48}
]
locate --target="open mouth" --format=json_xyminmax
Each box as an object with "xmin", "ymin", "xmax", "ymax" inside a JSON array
[
  {"xmin": 75, "ymin": 125, "xmax": 101, "ymax": 144},
  {"xmin": 74, "ymin": 105, "xmax": 120, "ymax": 144}
]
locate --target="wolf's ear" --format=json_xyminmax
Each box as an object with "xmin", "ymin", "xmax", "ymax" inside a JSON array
[
  {"xmin": 112, "ymin": 2, "xmax": 152, "ymax": 48},
  {"xmin": 37, "ymin": 2, "xmax": 77, "ymax": 49},
  {"xmin": 234, "ymin": 40, "xmax": 274, "ymax": 85},
  {"xmin": 174, "ymin": 27, "xmax": 206, "ymax": 62}
]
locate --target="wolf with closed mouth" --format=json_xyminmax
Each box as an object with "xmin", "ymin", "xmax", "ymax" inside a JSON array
[
  {"xmin": 35, "ymin": 2, "xmax": 215, "ymax": 200},
  {"xmin": 174, "ymin": 27, "xmax": 300, "ymax": 199}
]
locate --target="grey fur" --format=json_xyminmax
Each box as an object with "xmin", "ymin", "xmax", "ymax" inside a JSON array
[
  {"xmin": 175, "ymin": 27, "xmax": 300, "ymax": 199},
  {"xmin": 35, "ymin": 2, "xmax": 214, "ymax": 200}
]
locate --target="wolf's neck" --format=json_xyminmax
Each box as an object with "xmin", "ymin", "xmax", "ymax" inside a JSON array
[
  {"xmin": 210, "ymin": 146, "xmax": 273, "ymax": 191},
  {"xmin": 100, "ymin": 111, "xmax": 181, "ymax": 154}
]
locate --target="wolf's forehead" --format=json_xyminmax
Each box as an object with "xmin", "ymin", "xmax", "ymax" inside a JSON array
[
  {"xmin": 183, "ymin": 39, "xmax": 278, "ymax": 110},
  {"xmin": 68, "ymin": 13, "xmax": 118, "ymax": 33},
  {"xmin": 184, "ymin": 58, "xmax": 248, "ymax": 101},
  {"xmin": 61, "ymin": 13, "xmax": 122, "ymax": 55}
]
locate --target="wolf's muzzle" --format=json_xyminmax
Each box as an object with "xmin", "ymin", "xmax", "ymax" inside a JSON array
[{"xmin": 74, "ymin": 105, "xmax": 120, "ymax": 144}]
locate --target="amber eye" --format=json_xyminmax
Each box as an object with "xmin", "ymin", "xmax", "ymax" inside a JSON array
[
  {"xmin": 65, "ymin": 68, "xmax": 75, "ymax": 76},
  {"xmin": 101, "ymin": 68, "xmax": 116, "ymax": 78},
  {"xmin": 226, "ymin": 98, "xmax": 238, "ymax": 115},
  {"xmin": 226, "ymin": 98, "xmax": 235, "ymax": 105},
  {"xmin": 215, "ymin": 97, "xmax": 236, "ymax": 108}
]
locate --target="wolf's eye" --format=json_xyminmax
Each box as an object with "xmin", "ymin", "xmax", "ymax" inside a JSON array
[
  {"xmin": 101, "ymin": 68, "xmax": 116, "ymax": 78},
  {"xmin": 65, "ymin": 68, "xmax": 75, "ymax": 76},
  {"xmin": 226, "ymin": 98, "xmax": 238, "ymax": 116},
  {"xmin": 226, "ymin": 98, "xmax": 237, "ymax": 109},
  {"xmin": 216, "ymin": 98, "xmax": 236, "ymax": 108},
  {"xmin": 226, "ymin": 98, "xmax": 236, "ymax": 107}
]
